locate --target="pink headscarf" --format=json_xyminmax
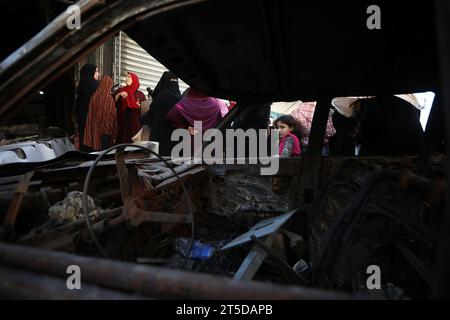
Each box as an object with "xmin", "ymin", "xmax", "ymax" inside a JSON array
[{"xmin": 167, "ymin": 88, "xmax": 222, "ymax": 131}]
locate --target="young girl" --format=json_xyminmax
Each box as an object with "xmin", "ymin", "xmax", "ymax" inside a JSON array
[{"xmin": 275, "ymin": 115, "xmax": 301, "ymax": 157}]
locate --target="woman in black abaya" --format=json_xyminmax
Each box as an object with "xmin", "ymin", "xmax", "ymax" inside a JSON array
[{"xmin": 75, "ymin": 64, "xmax": 99, "ymax": 152}]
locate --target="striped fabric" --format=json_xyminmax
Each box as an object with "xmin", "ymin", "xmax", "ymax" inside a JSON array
[
  {"xmin": 84, "ymin": 76, "xmax": 118, "ymax": 150},
  {"xmin": 291, "ymin": 101, "xmax": 336, "ymax": 146}
]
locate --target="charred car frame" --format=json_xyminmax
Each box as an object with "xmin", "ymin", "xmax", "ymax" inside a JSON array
[{"xmin": 0, "ymin": 0, "xmax": 449, "ymax": 300}]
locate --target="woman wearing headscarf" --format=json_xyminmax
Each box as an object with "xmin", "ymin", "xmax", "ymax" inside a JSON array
[
  {"xmin": 75, "ymin": 64, "xmax": 99, "ymax": 151},
  {"xmin": 83, "ymin": 76, "xmax": 118, "ymax": 151},
  {"xmin": 166, "ymin": 88, "xmax": 223, "ymax": 133},
  {"xmin": 166, "ymin": 88, "xmax": 223, "ymax": 159},
  {"xmin": 115, "ymin": 72, "xmax": 145, "ymax": 143},
  {"xmin": 141, "ymin": 71, "xmax": 181, "ymax": 156}
]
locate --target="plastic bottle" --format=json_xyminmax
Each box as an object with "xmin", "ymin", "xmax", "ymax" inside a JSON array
[{"xmin": 176, "ymin": 238, "xmax": 215, "ymax": 260}]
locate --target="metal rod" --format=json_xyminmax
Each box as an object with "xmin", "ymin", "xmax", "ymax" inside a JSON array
[
  {"xmin": 251, "ymin": 235, "xmax": 309, "ymax": 286},
  {"xmin": 4, "ymin": 171, "xmax": 34, "ymax": 237},
  {"xmin": 0, "ymin": 265, "xmax": 148, "ymax": 300},
  {"xmin": 431, "ymin": 0, "xmax": 450, "ymax": 299},
  {"xmin": 234, "ymin": 234, "xmax": 274, "ymax": 281},
  {"xmin": 295, "ymin": 97, "xmax": 332, "ymax": 206},
  {"xmin": 0, "ymin": 242, "xmax": 351, "ymax": 300}
]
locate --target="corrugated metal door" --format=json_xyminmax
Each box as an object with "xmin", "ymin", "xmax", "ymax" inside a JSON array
[{"xmin": 114, "ymin": 31, "xmax": 188, "ymax": 93}]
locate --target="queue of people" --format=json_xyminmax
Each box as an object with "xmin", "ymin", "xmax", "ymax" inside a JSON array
[
  {"xmin": 282, "ymin": 94, "xmax": 425, "ymax": 158},
  {"xmin": 74, "ymin": 63, "xmax": 424, "ymax": 159},
  {"xmin": 74, "ymin": 65, "xmax": 228, "ymax": 155}
]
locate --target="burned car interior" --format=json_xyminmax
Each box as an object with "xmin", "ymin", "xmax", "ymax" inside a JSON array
[{"xmin": 0, "ymin": 0, "xmax": 449, "ymax": 300}]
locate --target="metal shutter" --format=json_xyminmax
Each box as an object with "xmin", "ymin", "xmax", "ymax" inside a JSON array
[{"xmin": 114, "ymin": 31, "xmax": 188, "ymax": 93}]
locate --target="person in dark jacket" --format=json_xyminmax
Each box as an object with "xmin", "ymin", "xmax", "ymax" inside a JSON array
[
  {"xmin": 231, "ymin": 103, "xmax": 272, "ymax": 157},
  {"xmin": 75, "ymin": 64, "xmax": 99, "ymax": 152},
  {"xmin": 141, "ymin": 71, "xmax": 181, "ymax": 156},
  {"xmin": 329, "ymin": 110, "xmax": 358, "ymax": 156},
  {"xmin": 355, "ymin": 95, "xmax": 425, "ymax": 156}
]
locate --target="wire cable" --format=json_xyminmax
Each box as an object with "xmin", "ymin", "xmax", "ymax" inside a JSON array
[{"xmin": 82, "ymin": 143, "xmax": 194, "ymax": 259}]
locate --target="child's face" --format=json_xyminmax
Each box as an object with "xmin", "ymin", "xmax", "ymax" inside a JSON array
[{"xmin": 276, "ymin": 122, "xmax": 292, "ymax": 137}]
